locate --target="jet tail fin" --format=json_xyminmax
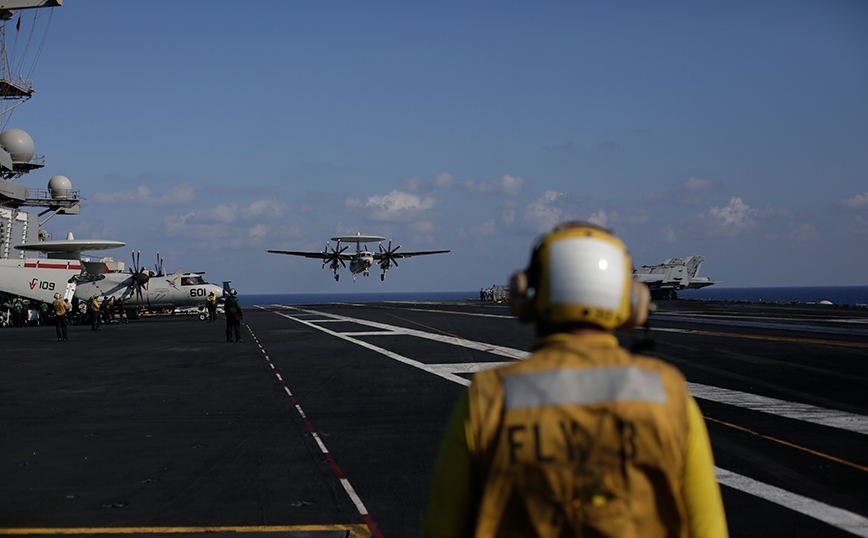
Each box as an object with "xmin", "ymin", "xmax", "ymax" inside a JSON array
[{"xmin": 684, "ymin": 256, "xmax": 705, "ymax": 278}]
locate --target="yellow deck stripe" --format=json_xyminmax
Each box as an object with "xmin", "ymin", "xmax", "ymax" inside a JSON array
[
  {"xmin": 690, "ymin": 330, "xmax": 868, "ymax": 348},
  {"xmin": 0, "ymin": 526, "xmax": 370, "ymax": 536},
  {"xmin": 705, "ymin": 416, "xmax": 868, "ymax": 472}
]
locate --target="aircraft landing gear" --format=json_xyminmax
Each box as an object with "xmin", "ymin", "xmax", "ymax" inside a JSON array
[
  {"xmin": 335, "ymin": 273, "xmax": 340, "ymax": 281},
  {"xmin": 381, "ymin": 274, "xmax": 385, "ymax": 281}
]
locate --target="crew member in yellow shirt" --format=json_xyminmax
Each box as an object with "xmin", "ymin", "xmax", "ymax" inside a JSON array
[
  {"xmin": 52, "ymin": 292, "xmax": 69, "ymax": 341},
  {"xmin": 422, "ymin": 221, "xmax": 728, "ymax": 538}
]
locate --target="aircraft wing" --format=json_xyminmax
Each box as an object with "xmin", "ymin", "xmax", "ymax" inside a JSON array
[
  {"xmin": 267, "ymin": 250, "xmax": 354, "ymax": 260},
  {"xmin": 373, "ymin": 249, "xmax": 451, "ymax": 259}
]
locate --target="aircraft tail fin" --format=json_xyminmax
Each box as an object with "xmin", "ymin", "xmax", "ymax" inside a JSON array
[{"xmin": 684, "ymin": 256, "xmax": 705, "ymax": 278}]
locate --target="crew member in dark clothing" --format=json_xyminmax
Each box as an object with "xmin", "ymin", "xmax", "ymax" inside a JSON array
[{"xmin": 224, "ymin": 288, "xmax": 244, "ymax": 342}]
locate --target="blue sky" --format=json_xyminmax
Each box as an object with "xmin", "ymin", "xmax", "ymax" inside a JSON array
[{"xmin": 7, "ymin": 1, "xmax": 867, "ymax": 293}]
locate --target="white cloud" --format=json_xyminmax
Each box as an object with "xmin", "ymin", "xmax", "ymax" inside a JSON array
[
  {"xmin": 94, "ymin": 183, "xmax": 196, "ymax": 207},
  {"xmin": 400, "ymin": 172, "xmax": 454, "ymax": 192},
  {"xmin": 680, "ymin": 177, "xmax": 716, "ymax": 191},
  {"xmin": 345, "ymin": 190, "xmax": 436, "ymax": 222},
  {"xmin": 644, "ymin": 177, "xmax": 717, "ymax": 206},
  {"xmin": 433, "ymin": 172, "xmax": 455, "ymax": 189},
  {"xmin": 524, "ymin": 190, "xmax": 567, "ymax": 232},
  {"xmin": 160, "ymin": 197, "xmax": 287, "ymax": 246},
  {"xmin": 242, "ymin": 198, "xmax": 287, "ymax": 220},
  {"xmin": 470, "ymin": 220, "xmax": 497, "ymax": 237},
  {"xmin": 787, "ymin": 223, "xmax": 820, "ymax": 242},
  {"xmin": 704, "ymin": 197, "xmax": 758, "ymax": 235},
  {"xmin": 521, "ymin": 191, "xmax": 607, "ymax": 233},
  {"xmin": 460, "ymin": 175, "xmax": 525, "ymax": 196},
  {"xmin": 840, "ymin": 193, "xmax": 868, "ymax": 210},
  {"xmin": 588, "ymin": 210, "xmax": 608, "ymax": 227}
]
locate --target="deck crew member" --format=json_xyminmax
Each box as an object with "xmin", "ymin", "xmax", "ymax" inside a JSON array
[
  {"xmin": 52, "ymin": 293, "xmax": 69, "ymax": 341},
  {"xmin": 422, "ymin": 221, "xmax": 728, "ymax": 538},
  {"xmin": 206, "ymin": 291, "xmax": 217, "ymax": 322},
  {"xmin": 224, "ymin": 288, "xmax": 244, "ymax": 342},
  {"xmin": 89, "ymin": 295, "xmax": 101, "ymax": 331}
]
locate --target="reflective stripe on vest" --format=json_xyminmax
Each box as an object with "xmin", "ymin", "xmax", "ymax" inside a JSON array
[{"xmin": 503, "ymin": 366, "xmax": 667, "ymax": 410}]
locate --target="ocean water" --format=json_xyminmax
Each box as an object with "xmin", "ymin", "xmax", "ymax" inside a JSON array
[
  {"xmin": 240, "ymin": 287, "xmax": 868, "ymax": 306},
  {"xmin": 675, "ymin": 286, "xmax": 868, "ymax": 306}
]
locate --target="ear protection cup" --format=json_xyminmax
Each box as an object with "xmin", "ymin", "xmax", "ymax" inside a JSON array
[
  {"xmin": 618, "ymin": 281, "xmax": 650, "ymax": 331},
  {"xmin": 509, "ymin": 270, "xmax": 535, "ymax": 322}
]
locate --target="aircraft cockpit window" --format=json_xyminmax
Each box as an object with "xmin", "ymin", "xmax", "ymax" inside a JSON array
[{"xmin": 181, "ymin": 275, "xmax": 206, "ymax": 286}]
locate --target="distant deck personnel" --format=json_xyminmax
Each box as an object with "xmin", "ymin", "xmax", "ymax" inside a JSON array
[
  {"xmin": 206, "ymin": 291, "xmax": 217, "ymax": 322},
  {"xmin": 52, "ymin": 293, "xmax": 69, "ymax": 341},
  {"xmin": 224, "ymin": 288, "xmax": 244, "ymax": 342},
  {"xmin": 422, "ymin": 221, "xmax": 728, "ymax": 538},
  {"xmin": 89, "ymin": 295, "xmax": 101, "ymax": 331}
]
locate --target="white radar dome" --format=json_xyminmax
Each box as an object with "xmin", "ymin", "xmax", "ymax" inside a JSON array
[
  {"xmin": 0, "ymin": 128, "xmax": 35, "ymax": 163},
  {"xmin": 48, "ymin": 175, "xmax": 72, "ymax": 199}
]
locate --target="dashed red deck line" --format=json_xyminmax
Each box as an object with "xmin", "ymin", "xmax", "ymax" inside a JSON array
[{"xmin": 245, "ymin": 325, "xmax": 383, "ymax": 538}]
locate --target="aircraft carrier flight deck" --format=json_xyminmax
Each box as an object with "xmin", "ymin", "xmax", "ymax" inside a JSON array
[{"xmin": 2, "ymin": 299, "xmax": 866, "ymax": 537}]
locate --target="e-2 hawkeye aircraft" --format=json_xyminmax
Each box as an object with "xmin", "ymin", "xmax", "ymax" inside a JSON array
[
  {"xmin": 11, "ymin": 237, "xmax": 225, "ymax": 317},
  {"xmin": 70, "ymin": 250, "xmax": 226, "ymax": 317},
  {"xmin": 268, "ymin": 232, "xmax": 450, "ymax": 281},
  {"xmin": 631, "ymin": 255, "xmax": 714, "ymax": 299},
  {"xmin": 3, "ymin": 234, "xmax": 125, "ymax": 304}
]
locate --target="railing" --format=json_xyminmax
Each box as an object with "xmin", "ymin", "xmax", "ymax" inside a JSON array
[{"xmin": 27, "ymin": 187, "xmax": 81, "ymax": 201}]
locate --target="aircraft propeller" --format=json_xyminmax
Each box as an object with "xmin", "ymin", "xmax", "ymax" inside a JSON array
[
  {"xmin": 322, "ymin": 241, "xmax": 348, "ymax": 281},
  {"xmin": 378, "ymin": 240, "xmax": 402, "ymax": 281},
  {"xmin": 154, "ymin": 251, "xmax": 165, "ymax": 277},
  {"xmin": 127, "ymin": 250, "xmax": 150, "ymax": 301}
]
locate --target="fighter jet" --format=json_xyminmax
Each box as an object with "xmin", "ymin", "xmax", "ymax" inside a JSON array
[
  {"xmin": 632, "ymin": 255, "xmax": 714, "ymax": 299},
  {"xmin": 268, "ymin": 232, "xmax": 450, "ymax": 282}
]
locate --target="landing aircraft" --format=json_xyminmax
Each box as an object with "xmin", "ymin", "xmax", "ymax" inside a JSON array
[
  {"xmin": 268, "ymin": 233, "xmax": 450, "ymax": 281},
  {"xmin": 632, "ymin": 255, "xmax": 714, "ymax": 299}
]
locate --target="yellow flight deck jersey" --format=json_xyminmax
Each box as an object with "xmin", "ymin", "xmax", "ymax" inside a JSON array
[
  {"xmin": 52, "ymin": 299, "xmax": 68, "ymax": 316},
  {"xmin": 422, "ymin": 333, "xmax": 728, "ymax": 538}
]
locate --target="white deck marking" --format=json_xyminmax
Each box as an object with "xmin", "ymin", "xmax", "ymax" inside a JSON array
[
  {"xmin": 280, "ymin": 307, "xmax": 530, "ymax": 360},
  {"xmin": 340, "ymin": 331, "xmax": 402, "ymax": 337},
  {"xmin": 688, "ymin": 382, "xmax": 868, "ymax": 436},
  {"xmin": 371, "ymin": 304, "xmax": 515, "ymax": 319},
  {"xmin": 274, "ymin": 311, "xmax": 470, "ymax": 385},
  {"xmin": 270, "ymin": 306, "xmax": 868, "ymax": 535},
  {"xmin": 716, "ymin": 467, "xmax": 868, "ymax": 537}
]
